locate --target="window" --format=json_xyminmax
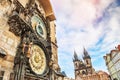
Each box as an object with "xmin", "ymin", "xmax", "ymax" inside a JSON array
[
  {"xmin": 10, "ymin": 73, "xmax": 14, "ymax": 80},
  {"xmin": 0, "ymin": 71, "xmax": 4, "ymax": 80},
  {"xmin": 86, "ymin": 60, "xmax": 89, "ymax": 64},
  {"xmin": 82, "ymin": 71, "xmax": 86, "ymax": 75},
  {"xmin": 75, "ymin": 63, "xmax": 77, "ymax": 66}
]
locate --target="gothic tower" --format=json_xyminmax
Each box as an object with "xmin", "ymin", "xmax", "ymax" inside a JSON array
[
  {"xmin": 73, "ymin": 51, "xmax": 86, "ymax": 79},
  {"xmin": 73, "ymin": 51, "xmax": 80, "ymax": 70},
  {"xmin": 73, "ymin": 48, "xmax": 95, "ymax": 80},
  {"xmin": 83, "ymin": 48, "xmax": 94, "ymax": 74}
]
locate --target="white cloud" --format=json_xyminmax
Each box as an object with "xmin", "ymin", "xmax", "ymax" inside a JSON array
[{"xmin": 51, "ymin": 0, "xmax": 114, "ymax": 27}]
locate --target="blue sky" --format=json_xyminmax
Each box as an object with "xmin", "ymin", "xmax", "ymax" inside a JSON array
[{"xmin": 50, "ymin": 0, "xmax": 120, "ymax": 78}]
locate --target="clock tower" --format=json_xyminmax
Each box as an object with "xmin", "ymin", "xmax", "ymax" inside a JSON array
[{"xmin": 0, "ymin": 0, "xmax": 62, "ymax": 80}]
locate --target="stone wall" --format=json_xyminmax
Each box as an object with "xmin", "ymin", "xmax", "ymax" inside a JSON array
[{"xmin": 0, "ymin": 1, "xmax": 20, "ymax": 80}]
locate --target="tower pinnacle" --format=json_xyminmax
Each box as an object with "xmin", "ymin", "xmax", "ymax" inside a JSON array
[
  {"xmin": 73, "ymin": 50, "xmax": 79, "ymax": 61},
  {"xmin": 83, "ymin": 48, "xmax": 90, "ymax": 59}
]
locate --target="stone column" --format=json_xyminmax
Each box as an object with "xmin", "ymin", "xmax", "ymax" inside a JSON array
[{"xmin": 3, "ymin": 70, "xmax": 11, "ymax": 80}]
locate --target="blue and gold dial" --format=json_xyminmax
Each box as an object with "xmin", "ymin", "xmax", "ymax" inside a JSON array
[{"xmin": 31, "ymin": 15, "xmax": 47, "ymax": 39}]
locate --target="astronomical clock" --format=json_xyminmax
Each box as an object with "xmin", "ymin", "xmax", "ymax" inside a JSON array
[
  {"xmin": 6, "ymin": 0, "xmax": 58, "ymax": 80},
  {"xmin": 24, "ymin": 9, "xmax": 50, "ymax": 80},
  {"xmin": 28, "ymin": 14, "xmax": 49, "ymax": 77},
  {"xmin": 27, "ymin": 13, "xmax": 50, "ymax": 79}
]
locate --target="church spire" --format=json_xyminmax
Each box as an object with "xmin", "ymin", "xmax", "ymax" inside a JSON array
[
  {"xmin": 73, "ymin": 50, "xmax": 79, "ymax": 61},
  {"xmin": 83, "ymin": 47, "xmax": 90, "ymax": 59}
]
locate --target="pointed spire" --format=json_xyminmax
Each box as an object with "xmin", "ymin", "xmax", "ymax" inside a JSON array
[
  {"xmin": 73, "ymin": 50, "xmax": 79, "ymax": 61},
  {"xmin": 83, "ymin": 47, "xmax": 88, "ymax": 56},
  {"xmin": 83, "ymin": 47, "xmax": 91, "ymax": 59}
]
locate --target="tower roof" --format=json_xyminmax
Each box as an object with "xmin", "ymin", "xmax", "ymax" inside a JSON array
[
  {"xmin": 73, "ymin": 50, "xmax": 79, "ymax": 61},
  {"xmin": 83, "ymin": 48, "xmax": 91, "ymax": 59}
]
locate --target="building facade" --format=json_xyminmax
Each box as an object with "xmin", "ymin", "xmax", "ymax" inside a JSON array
[
  {"xmin": 73, "ymin": 48, "xmax": 110, "ymax": 80},
  {"xmin": 104, "ymin": 45, "xmax": 120, "ymax": 80},
  {"xmin": 0, "ymin": 0, "xmax": 64, "ymax": 80}
]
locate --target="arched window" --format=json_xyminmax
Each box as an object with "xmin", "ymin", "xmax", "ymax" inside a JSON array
[
  {"xmin": 75, "ymin": 62, "xmax": 79, "ymax": 68},
  {"xmin": 0, "ymin": 71, "xmax": 4, "ymax": 80},
  {"xmin": 86, "ymin": 60, "xmax": 89, "ymax": 64},
  {"xmin": 75, "ymin": 63, "xmax": 77, "ymax": 67},
  {"xmin": 82, "ymin": 71, "xmax": 86, "ymax": 75}
]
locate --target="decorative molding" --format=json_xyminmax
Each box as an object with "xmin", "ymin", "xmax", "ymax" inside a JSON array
[{"xmin": 7, "ymin": 14, "xmax": 31, "ymax": 36}]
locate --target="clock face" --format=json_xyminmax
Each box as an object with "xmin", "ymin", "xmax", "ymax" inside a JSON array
[
  {"xmin": 29, "ymin": 44, "xmax": 47, "ymax": 75},
  {"xmin": 31, "ymin": 15, "xmax": 47, "ymax": 39}
]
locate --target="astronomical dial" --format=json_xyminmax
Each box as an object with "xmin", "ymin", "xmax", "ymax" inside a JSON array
[{"xmin": 31, "ymin": 15, "xmax": 47, "ymax": 39}]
